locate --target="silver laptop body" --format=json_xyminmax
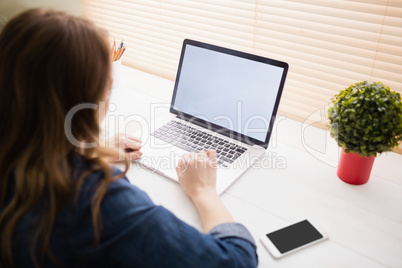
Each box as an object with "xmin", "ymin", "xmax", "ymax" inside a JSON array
[{"xmin": 139, "ymin": 39, "xmax": 288, "ymax": 195}]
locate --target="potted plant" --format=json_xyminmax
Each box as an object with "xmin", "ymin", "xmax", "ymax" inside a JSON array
[{"xmin": 328, "ymin": 81, "xmax": 402, "ymax": 185}]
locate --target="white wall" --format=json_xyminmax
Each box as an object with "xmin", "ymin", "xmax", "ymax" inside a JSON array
[{"xmin": 0, "ymin": 0, "xmax": 81, "ymax": 20}]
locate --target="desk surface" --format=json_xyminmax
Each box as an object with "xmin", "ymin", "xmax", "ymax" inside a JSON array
[{"xmin": 105, "ymin": 65, "xmax": 402, "ymax": 268}]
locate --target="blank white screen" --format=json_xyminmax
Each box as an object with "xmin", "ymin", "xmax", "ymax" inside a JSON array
[{"xmin": 173, "ymin": 45, "xmax": 284, "ymax": 142}]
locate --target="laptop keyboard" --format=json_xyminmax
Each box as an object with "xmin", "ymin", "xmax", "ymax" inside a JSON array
[{"xmin": 150, "ymin": 121, "xmax": 247, "ymax": 166}]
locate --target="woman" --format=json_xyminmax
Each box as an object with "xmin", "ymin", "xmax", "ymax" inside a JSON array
[{"xmin": 0, "ymin": 9, "xmax": 257, "ymax": 267}]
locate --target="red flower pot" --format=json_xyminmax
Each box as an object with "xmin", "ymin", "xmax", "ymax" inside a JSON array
[{"xmin": 337, "ymin": 148, "xmax": 375, "ymax": 185}]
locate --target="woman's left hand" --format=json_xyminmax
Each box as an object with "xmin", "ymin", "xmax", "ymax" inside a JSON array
[{"xmin": 105, "ymin": 132, "xmax": 142, "ymax": 160}]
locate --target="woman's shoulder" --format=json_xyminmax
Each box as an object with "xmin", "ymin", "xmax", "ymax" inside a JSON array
[
  {"xmin": 105, "ymin": 166, "xmax": 155, "ymax": 208},
  {"xmin": 72, "ymin": 154, "xmax": 154, "ymax": 208}
]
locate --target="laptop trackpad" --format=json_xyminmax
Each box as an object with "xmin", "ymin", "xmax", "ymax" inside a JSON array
[{"xmin": 140, "ymin": 145, "xmax": 188, "ymax": 181}]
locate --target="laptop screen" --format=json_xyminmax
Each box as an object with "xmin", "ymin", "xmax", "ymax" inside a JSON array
[{"xmin": 171, "ymin": 39, "xmax": 288, "ymax": 148}]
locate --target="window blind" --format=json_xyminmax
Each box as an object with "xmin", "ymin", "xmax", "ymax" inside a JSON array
[{"xmin": 82, "ymin": 0, "xmax": 402, "ymax": 153}]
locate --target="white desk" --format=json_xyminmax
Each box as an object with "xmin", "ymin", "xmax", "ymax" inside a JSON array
[{"xmin": 106, "ymin": 65, "xmax": 402, "ymax": 268}]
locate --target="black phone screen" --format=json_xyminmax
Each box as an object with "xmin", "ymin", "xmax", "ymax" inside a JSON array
[{"xmin": 266, "ymin": 220, "xmax": 323, "ymax": 254}]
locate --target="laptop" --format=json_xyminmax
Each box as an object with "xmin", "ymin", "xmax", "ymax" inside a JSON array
[{"xmin": 138, "ymin": 39, "xmax": 288, "ymax": 195}]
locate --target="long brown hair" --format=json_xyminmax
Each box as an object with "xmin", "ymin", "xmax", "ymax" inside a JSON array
[{"xmin": 0, "ymin": 8, "xmax": 128, "ymax": 267}]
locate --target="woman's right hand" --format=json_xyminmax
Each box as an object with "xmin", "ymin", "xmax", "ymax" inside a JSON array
[
  {"xmin": 176, "ymin": 150, "xmax": 218, "ymax": 200},
  {"xmin": 176, "ymin": 150, "xmax": 235, "ymax": 233}
]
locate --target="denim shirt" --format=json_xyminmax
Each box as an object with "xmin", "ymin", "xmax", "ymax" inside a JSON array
[{"xmin": 5, "ymin": 159, "xmax": 258, "ymax": 267}]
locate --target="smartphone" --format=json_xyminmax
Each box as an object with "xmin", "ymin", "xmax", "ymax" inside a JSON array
[{"xmin": 260, "ymin": 219, "xmax": 328, "ymax": 258}]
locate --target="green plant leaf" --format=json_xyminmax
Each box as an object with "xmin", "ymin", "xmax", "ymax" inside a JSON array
[{"xmin": 327, "ymin": 81, "xmax": 402, "ymax": 157}]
